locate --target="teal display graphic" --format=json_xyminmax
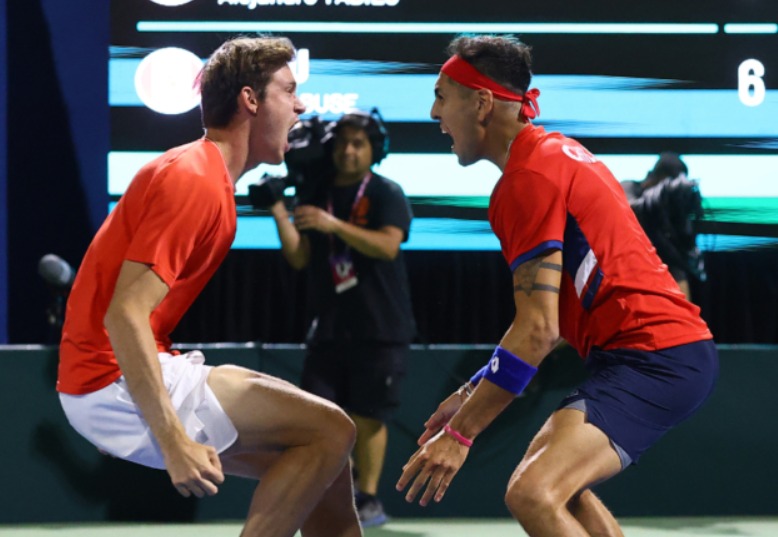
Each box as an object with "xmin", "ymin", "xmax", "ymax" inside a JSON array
[{"xmin": 110, "ymin": 1, "xmax": 778, "ymax": 250}]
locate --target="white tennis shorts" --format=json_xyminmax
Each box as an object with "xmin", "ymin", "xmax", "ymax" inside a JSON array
[{"xmin": 59, "ymin": 351, "xmax": 238, "ymax": 470}]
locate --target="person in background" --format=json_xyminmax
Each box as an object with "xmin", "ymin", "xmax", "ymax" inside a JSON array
[
  {"xmin": 57, "ymin": 36, "xmax": 362, "ymax": 537},
  {"xmin": 396, "ymin": 34, "xmax": 717, "ymax": 537},
  {"xmin": 621, "ymin": 152, "xmax": 706, "ymax": 300},
  {"xmin": 269, "ymin": 110, "xmax": 416, "ymax": 528}
]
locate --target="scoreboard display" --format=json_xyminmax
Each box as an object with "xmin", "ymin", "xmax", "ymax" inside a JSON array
[{"xmin": 110, "ymin": 0, "xmax": 778, "ymax": 249}]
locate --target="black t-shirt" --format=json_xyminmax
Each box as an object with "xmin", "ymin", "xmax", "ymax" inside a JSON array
[{"xmin": 305, "ymin": 173, "xmax": 416, "ymax": 344}]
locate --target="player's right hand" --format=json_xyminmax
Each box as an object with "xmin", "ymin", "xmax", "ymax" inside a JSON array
[
  {"xmin": 417, "ymin": 392, "xmax": 465, "ymax": 445},
  {"xmin": 164, "ymin": 439, "xmax": 225, "ymax": 498}
]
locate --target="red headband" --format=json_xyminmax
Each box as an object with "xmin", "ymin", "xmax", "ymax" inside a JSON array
[{"xmin": 440, "ymin": 55, "xmax": 540, "ymax": 120}]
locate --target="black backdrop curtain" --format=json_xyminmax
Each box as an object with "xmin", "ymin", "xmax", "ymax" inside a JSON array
[
  {"xmin": 689, "ymin": 247, "xmax": 778, "ymax": 343},
  {"xmin": 173, "ymin": 246, "xmax": 778, "ymax": 346}
]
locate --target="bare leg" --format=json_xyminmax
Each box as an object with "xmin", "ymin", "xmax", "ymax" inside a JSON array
[
  {"xmin": 301, "ymin": 462, "xmax": 361, "ymax": 537},
  {"xmin": 207, "ymin": 365, "xmax": 362, "ymax": 537},
  {"xmin": 350, "ymin": 413, "xmax": 387, "ymax": 496},
  {"xmin": 568, "ymin": 489, "xmax": 624, "ymax": 537},
  {"xmin": 504, "ymin": 409, "xmax": 623, "ymax": 537}
]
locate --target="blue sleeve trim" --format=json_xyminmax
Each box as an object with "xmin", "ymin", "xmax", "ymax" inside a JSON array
[
  {"xmin": 582, "ymin": 268, "xmax": 604, "ymax": 310},
  {"xmin": 509, "ymin": 240, "xmax": 563, "ymax": 272}
]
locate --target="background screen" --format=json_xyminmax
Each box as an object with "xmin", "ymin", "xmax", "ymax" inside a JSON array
[{"xmin": 110, "ymin": 0, "xmax": 778, "ymax": 250}]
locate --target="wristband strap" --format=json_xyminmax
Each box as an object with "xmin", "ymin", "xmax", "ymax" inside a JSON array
[
  {"xmin": 444, "ymin": 424, "xmax": 473, "ymax": 448},
  {"xmin": 482, "ymin": 346, "xmax": 538, "ymax": 396}
]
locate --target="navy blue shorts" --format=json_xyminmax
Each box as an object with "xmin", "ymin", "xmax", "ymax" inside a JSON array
[
  {"xmin": 559, "ymin": 339, "xmax": 719, "ymax": 467},
  {"xmin": 302, "ymin": 341, "xmax": 408, "ymax": 422}
]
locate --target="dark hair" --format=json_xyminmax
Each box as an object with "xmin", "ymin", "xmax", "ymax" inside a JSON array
[
  {"xmin": 446, "ymin": 35, "xmax": 533, "ymax": 94},
  {"xmin": 333, "ymin": 109, "xmax": 390, "ymax": 164},
  {"xmin": 648, "ymin": 152, "xmax": 689, "ymax": 181},
  {"xmin": 198, "ymin": 36, "xmax": 296, "ymax": 128}
]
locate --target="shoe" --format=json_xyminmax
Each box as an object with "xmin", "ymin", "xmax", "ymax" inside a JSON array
[{"xmin": 356, "ymin": 492, "xmax": 389, "ymax": 528}]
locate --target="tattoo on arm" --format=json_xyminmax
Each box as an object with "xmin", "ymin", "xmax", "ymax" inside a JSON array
[
  {"xmin": 529, "ymin": 283, "xmax": 561, "ymax": 293},
  {"xmin": 513, "ymin": 258, "xmax": 562, "ymax": 296}
]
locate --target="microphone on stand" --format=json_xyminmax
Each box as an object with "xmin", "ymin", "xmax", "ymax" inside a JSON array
[
  {"xmin": 38, "ymin": 254, "xmax": 76, "ymax": 290},
  {"xmin": 38, "ymin": 254, "xmax": 76, "ymax": 335}
]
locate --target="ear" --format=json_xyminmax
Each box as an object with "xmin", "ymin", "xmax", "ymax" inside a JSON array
[
  {"xmin": 475, "ymin": 89, "xmax": 494, "ymax": 122},
  {"xmin": 238, "ymin": 86, "xmax": 259, "ymax": 115}
]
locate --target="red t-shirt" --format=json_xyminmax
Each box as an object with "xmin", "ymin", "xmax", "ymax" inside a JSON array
[
  {"xmin": 57, "ymin": 139, "xmax": 236, "ymax": 395},
  {"xmin": 489, "ymin": 125, "xmax": 712, "ymax": 357}
]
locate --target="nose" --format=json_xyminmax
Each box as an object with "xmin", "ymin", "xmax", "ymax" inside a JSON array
[
  {"xmin": 294, "ymin": 95, "xmax": 306, "ymax": 115},
  {"xmin": 430, "ymin": 101, "xmax": 440, "ymax": 121}
]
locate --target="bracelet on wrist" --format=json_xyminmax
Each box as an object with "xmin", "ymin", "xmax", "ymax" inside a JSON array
[
  {"xmin": 456, "ymin": 382, "xmax": 474, "ymax": 399},
  {"xmin": 443, "ymin": 423, "xmax": 473, "ymax": 448}
]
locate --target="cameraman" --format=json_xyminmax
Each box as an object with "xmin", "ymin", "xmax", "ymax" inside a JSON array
[
  {"xmin": 621, "ymin": 152, "xmax": 705, "ymax": 300},
  {"xmin": 269, "ymin": 110, "xmax": 415, "ymax": 527}
]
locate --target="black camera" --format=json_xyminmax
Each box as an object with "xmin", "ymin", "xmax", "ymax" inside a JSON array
[
  {"xmin": 630, "ymin": 176, "xmax": 707, "ymax": 281},
  {"xmin": 248, "ymin": 115, "xmax": 336, "ymax": 209},
  {"xmin": 248, "ymin": 108, "xmax": 390, "ymax": 210}
]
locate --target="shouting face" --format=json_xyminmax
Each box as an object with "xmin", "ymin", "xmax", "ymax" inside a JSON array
[
  {"xmin": 251, "ymin": 65, "xmax": 306, "ymax": 165},
  {"xmin": 430, "ymin": 73, "xmax": 485, "ymax": 167}
]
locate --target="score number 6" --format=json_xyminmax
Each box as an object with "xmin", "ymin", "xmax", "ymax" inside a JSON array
[{"xmin": 738, "ymin": 59, "xmax": 766, "ymax": 107}]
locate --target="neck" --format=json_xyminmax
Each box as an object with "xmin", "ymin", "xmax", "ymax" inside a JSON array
[
  {"xmin": 333, "ymin": 170, "xmax": 369, "ymax": 187},
  {"xmin": 487, "ymin": 120, "xmax": 528, "ymax": 171},
  {"xmin": 203, "ymin": 126, "xmax": 249, "ymax": 185}
]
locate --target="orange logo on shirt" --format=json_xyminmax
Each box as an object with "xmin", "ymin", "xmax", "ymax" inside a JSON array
[{"xmin": 353, "ymin": 197, "xmax": 371, "ymax": 227}]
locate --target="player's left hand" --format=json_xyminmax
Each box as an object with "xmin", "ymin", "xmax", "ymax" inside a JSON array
[
  {"xmin": 396, "ymin": 429, "xmax": 469, "ymax": 506},
  {"xmin": 293, "ymin": 205, "xmax": 339, "ymax": 233},
  {"xmin": 417, "ymin": 391, "xmax": 465, "ymax": 445}
]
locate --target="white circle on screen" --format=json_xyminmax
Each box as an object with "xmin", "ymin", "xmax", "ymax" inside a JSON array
[
  {"xmin": 134, "ymin": 47, "xmax": 203, "ymax": 115},
  {"xmin": 148, "ymin": 0, "xmax": 195, "ymax": 6}
]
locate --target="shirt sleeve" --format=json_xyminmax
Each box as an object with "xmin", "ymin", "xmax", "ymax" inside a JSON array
[
  {"xmin": 125, "ymin": 167, "xmax": 222, "ymax": 287},
  {"xmin": 373, "ymin": 178, "xmax": 413, "ymax": 241},
  {"xmin": 490, "ymin": 170, "xmax": 566, "ymax": 271}
]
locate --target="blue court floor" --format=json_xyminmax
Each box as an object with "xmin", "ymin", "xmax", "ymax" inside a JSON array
[{"xmin": 1, "ymin": 518, "xmax": 778, "ymax": 536}]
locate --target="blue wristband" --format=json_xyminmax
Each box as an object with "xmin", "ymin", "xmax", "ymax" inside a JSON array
[
  {"xmin": 482, "ymin": 346, "xmax": 538, "ymax": 396},
  {"xmin": 469, "ymin": 365, "xmax": 488, "ymax": 386}
]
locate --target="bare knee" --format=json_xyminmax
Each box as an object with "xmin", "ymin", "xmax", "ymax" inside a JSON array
[
  {"xmin": 505, "ymin": 470, "xmax": 563, "ymax": 522},
  {"xmin": 318, "ymin": 404, "xmax": 357, "ymax": 457}
]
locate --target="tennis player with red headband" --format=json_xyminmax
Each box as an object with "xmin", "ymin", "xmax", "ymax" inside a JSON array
[{"xmin": 396, "ymin": 35, "xmax": 718, "ymax": 536}]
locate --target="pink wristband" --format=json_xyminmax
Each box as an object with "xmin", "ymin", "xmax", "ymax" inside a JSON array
[{"xmin": 444, "ymin": 424, "xmax": 473, "ymax": 448}]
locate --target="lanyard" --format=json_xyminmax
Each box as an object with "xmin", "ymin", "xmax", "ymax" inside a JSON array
[
  {"xmin": 327, "ymin": 173, "xmax": 372, "ymax": 222},
  {"xmin": 327, "ymin": 173, "xmax": 372, "ymax": 253}
]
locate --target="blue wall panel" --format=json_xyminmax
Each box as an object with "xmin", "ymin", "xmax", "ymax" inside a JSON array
[{"xmin": 0, "ymin": 0, "xmax": 8, "ymax": 343}]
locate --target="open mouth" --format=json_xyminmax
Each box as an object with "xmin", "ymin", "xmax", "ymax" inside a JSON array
[
  {"xmin": 439, "ymin": 123, "xmax": 454, "ymax": 146},
  {"xmin": 285, "ymin": 120, "xmax": 302, "ymax": 152},
  {"xmin": 441, "ymin": 125, "xmax": 455, "ymax": 151}
]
